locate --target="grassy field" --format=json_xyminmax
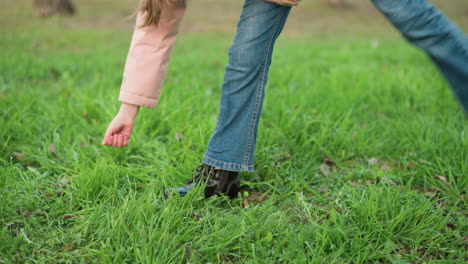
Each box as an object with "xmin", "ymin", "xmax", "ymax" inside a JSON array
[{"xmin": 1, "ymin": 0, "xmax": 468, "ymax": 263}]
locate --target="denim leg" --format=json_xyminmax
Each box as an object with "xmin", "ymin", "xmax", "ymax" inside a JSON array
[
  {"xmin": 372, "ymin": 0, "xmax": 468, "ymax": 113},
  {"xmin": 203, "ymin": 0, "xmax": 291, "ymax": 172}
]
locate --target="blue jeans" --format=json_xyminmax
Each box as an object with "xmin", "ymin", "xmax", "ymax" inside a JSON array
[{"xmin": 202, "ymin": 0, "xmax": 468, "ymax": 172}]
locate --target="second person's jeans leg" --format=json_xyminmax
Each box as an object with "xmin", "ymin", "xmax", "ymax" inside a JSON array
[
  {"xmin": 372, "ymin": 0, "xmax": 468, "ymax": 113},
  {"xmin": 202, "ymin": 0, "xmax": 291, "ymax": 172}
]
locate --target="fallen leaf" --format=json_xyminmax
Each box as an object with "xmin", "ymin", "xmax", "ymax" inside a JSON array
[
  {"xmin": 60, "ymin": 177, "xmax": 70, "ymax": 187},
  {"xmin": 320, "ymin": 164, "xmax": 330, "ymax": 176},
  {"xmin": 16, "ymin": 209, "xmax": 31, "ymax": 216},
  {"xmin": 368, "ymin": 158, "xmax": 378, "ymax": 165},
  {"xmin": 32, "ymin": 209, "xmax": 46, "ymax": 216},
  {"xmin": 411, "ymin": 186, "xmax": 439, "ymax": 198},
  {"xmin": 323, "ymin": 157, "xmax": 336, "ymax": 167},
  {"xmin": 318, "ymin": 188, "xmax": 329, "ymax": 194},
  {"xmin": 380, "ymin": 165, "xmax": 391, "ymax": 171},
  {"xmin": 406, "ymin": 162, "xmax": 417, "ymax": 169},
  {"xmin": 434, "ymin": 175, "xmax": 451, "ymax": 187},
  {"xmin": 279, "ymin": 153, "xmax": 292, "ymax": 160},
  {"xmin": 193, "ymin": 212, "xmax": 202, "ymax": 221},
  {"xmin": 446, "ymin": 223, "xmax": 456, "ymax": 230},
  {"xmin": 246, "ymin": 191, "xmax": 268, "ymax": 203},
  {"xmin": 48, "ymin": 144, "xmax": 57, "ymax": 155},
  {"xmin": 365, "ymin": 179, "xmax": 376, "ymax": 185},
  {"xmin": 424, "ymin": 189, "xmax": 438, "ymax": 198},
  {"xmin": 184, "ymin": 245, "xmax": 192, "ymax": 260},
  {"xmin": 62, "ymin": 215, "xmax": 76, "ymax": 220},
  {"xmin": 381, "ymin": 177, "xmax": 397, "ymax": 185},
  {"xmin": 62, "ymin": 244, "xmax": 75, "ymax": 252},
  {"xmin": 242, "ymin": 199, "xmax": 250, "ymax": 209},
  {"xmin": 13, "ymin": 152, "xmax": 25, "ymax": 159}
]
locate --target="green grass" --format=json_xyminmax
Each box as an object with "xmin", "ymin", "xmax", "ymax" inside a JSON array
[{"xmin": 1, "ymin": 0, "xmax": 467, "ymax": 263}]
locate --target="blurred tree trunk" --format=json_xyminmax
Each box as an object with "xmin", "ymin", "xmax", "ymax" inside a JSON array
[{"xmin": 33, "ymin": 0, "xmax": 75, "ymax": 17}]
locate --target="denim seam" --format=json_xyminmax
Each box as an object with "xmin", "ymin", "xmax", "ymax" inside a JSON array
[
  {"xmin": 203, "ymin": 155, "xmax": 254, "ymax": 169},
  {"xmin": 204, "ymin": 155, "xmax": 254, "ymax": 167},
  {"xmin": 401, "ymin": 3, "xmax": 468, "ymax": 57},
  {"xmin": 446, "ymin": 29, "xmax": 468, "ymax": 57},
  {"xmin": 425, "ymin": 4, "xmax": 468, "ymax": 56},
  {"xmin": 242, "ymin": 7, "xmax": 286, "ymax": 166}
]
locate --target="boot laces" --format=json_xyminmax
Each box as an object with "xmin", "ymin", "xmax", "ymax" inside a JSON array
[{"xmin": 188, "ymin": 164, "xmax": 216, "ymax": 184}]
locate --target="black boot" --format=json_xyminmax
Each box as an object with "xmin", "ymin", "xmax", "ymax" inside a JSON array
[{"xmin": 164, "ymin": 164, "xmax": 240, "ymax": 199}]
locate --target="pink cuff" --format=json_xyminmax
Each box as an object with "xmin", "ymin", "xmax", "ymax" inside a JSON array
[{"xmin": 119, "ymin": 90, "xmax": 158, "ymax": 109}]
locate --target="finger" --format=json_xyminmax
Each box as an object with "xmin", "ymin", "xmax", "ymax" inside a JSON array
[
  {"xmin": 114, "ymin": 135, "xmax": 120, "ymax": 148},
  {"xmin": 119, "ymin": 135, "xmax": 125, "ymax": 148},
  {"xmin": 117, "ymin": 135, "xmax": 124, "ymax": 148},
  {"xmin": 289, "ymin": 0, "xmax": 299, "ymax": 6},
  {"xmin": 119, "ymin": 134, "xmax": 125, "ymax": 148},
  {"xmin": 102, "ymin": 131, "xmax": 109, "ymax": 145},
  {"xmin": 102, "ymin": 127, "xmax": 114, "ymax": 145},
  {"xmin": 103, "ymin": 134, "xmax": 113, "ymax": 146},
  {"xmin": 270, "ymin": 0, "xmax": 291, "ymax": 6},
  {"xmin": 111, "ymin": 135, "xmax": 119, "ymax": 148},
  {"xmin": 123, "ymin": 136, "xmax": 129, "ymax": 147},
  {"xmin": 107, "ymin": 135, "xmax": 112, "ymax": 146},
  {"xmin": 104, "ymin": 135, "xmax": 111, "ymax": 146}
]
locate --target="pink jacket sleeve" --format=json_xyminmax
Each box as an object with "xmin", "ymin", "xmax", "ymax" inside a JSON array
[{"xmin": 118, "ymin": 5, "xmax": 186, "ymax": 109}]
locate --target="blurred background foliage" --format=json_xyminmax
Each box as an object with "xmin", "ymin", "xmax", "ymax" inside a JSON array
[{"xmin": 3, "ymin": 0, "xmax": 468, "ymax": 38}]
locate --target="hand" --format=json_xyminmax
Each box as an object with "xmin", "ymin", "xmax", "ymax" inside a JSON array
[
  {"xmin": 102, "ymin": 103, "xmax": 139, "ymax": 148},
  {"xmin": 265, "ymin": 0, "xmax": 301, "ymax": 6}
]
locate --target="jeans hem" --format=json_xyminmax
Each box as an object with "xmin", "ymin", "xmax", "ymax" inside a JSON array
[{"xmin": 202, "ymin": 155, "xmax": 254, "ymax": 172}]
